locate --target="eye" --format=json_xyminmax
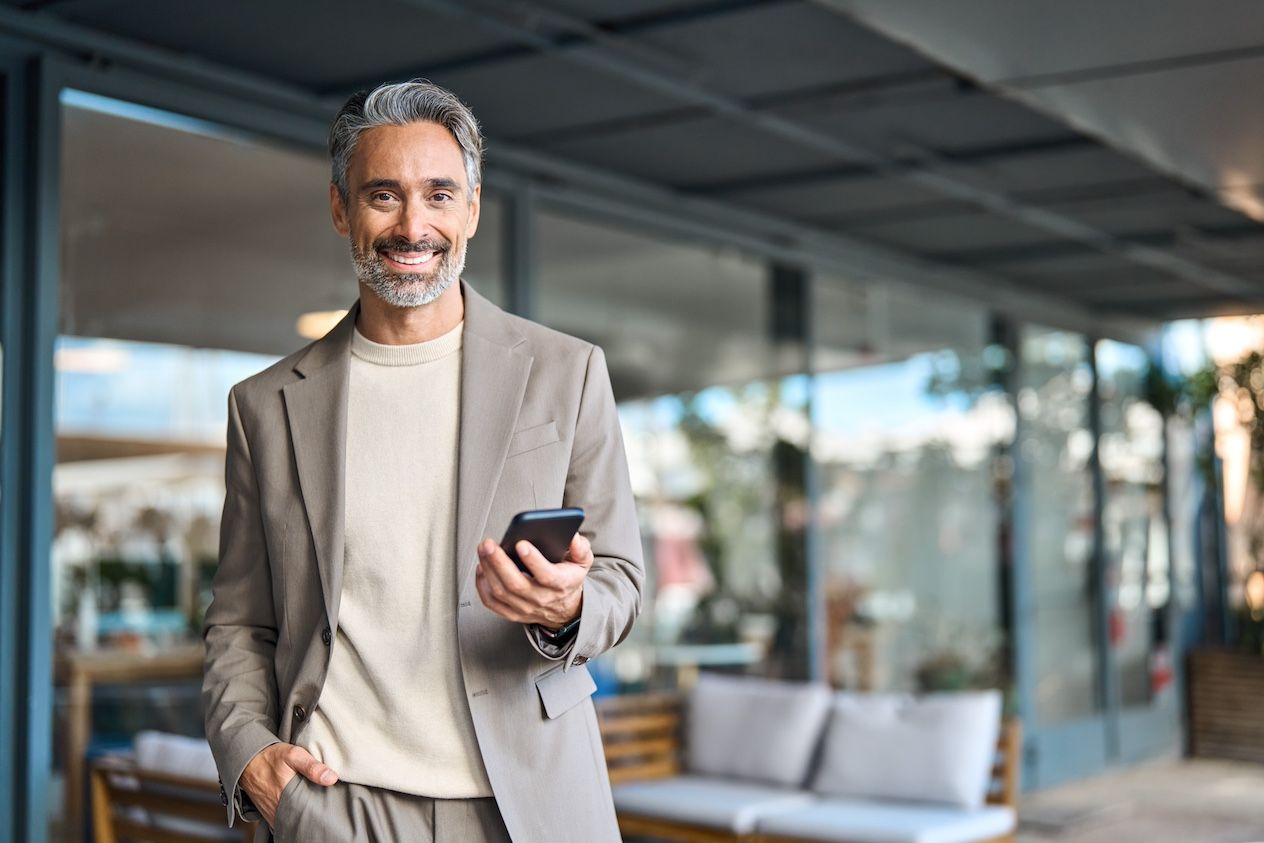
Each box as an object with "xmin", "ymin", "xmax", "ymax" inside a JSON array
[
  {"xmin": 432, "ymin": 192, "xmax": 453, "ymax": 203},
  {"xmin": 371, "ymin": 191, "xmax": 395, "ymax": 203}
]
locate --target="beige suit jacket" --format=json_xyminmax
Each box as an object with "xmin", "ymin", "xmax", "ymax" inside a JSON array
[{"xmin": 201, "ymin": 281, "xmax": 644, "ymax": 842}]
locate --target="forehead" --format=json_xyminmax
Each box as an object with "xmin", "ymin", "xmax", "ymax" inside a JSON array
[{"xmin": 349, "ymin": 122, "xmax": 465, "ymax": 184}]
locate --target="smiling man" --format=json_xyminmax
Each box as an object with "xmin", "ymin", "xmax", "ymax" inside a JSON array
[{"xmin": 201, "ymin": 79, "xmax": 644, "ymax": 843}]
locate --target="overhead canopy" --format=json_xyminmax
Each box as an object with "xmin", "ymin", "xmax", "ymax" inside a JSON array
[{"xmin": 10, "ymin": 0, "xmax": 1264, "ymax": 328}]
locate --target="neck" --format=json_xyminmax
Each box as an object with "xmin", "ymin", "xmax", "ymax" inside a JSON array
[{"xmin": 355, "ymin": 280, "xmax": 465, "ymax": 344}]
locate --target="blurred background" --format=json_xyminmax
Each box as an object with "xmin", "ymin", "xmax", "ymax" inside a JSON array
[{"xmin": 4, "ymin": 1, "xmax": 1264, "ymax": 841}]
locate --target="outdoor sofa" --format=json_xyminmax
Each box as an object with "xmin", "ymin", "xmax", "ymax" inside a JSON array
[{"xmin": 595, "ymin": 674, "xmax": 1020, "ymax": 843}]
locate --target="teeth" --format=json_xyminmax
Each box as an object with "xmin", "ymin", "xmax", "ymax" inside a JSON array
[{"xmin": 387, "ymin": 250, "xmax": 436, "ymax": 266}]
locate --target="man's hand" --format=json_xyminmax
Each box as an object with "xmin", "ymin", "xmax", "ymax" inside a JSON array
[
  {"xmin": 475, "ymin": 533, "xmax": 592, "ymax": 630},
  {"xmin": 240, "ymin": 743, "xmax": 338, "ymax": 827}
]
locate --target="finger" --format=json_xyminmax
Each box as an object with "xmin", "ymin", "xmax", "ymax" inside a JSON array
[
  {"xmin": 481, "ymin": 543, "xmax": 535, "ymax": 597},
  {"xmin": 516, "ymin": 540, "xmax": 562, "ymax": 587},
  {"xmin": 565, "ymin": 533, "xmax": 594, "ymax": 570},
  {"xmin": 478, "ymin": 555, "xmax": 535, "ymax": 612},
  {"xmin": 476, "ymin": 568, "xmax": 530, "ymax": 622},
  {"xmin": 287, "ymin": 745, "xmax": 338, "ymax": 786}
]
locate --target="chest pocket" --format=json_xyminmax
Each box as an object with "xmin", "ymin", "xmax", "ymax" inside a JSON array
[{"xmin": 507, "ymin": 420, "xmax": 559, "ymax": 458}]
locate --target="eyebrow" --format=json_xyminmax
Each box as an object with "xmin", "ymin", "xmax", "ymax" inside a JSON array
[{"xmin": 360, "ymin": 177, "xmax": 463, "ymax": 194}]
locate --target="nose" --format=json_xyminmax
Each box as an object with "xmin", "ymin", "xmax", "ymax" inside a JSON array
[{"xmin": 395, "ymin": 199, "xmax": 433, "ymax": 245}]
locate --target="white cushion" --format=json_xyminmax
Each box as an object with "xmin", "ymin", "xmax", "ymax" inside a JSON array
[
  {"xmin": 757, "ymin": 798, "xmax": 1017, "ymax": 843},
  {"xmin": 811, "ymin": 691, "xmax": 1002, "ymax": 810},
  {"xmin": 612, "ymin": 775, "xmax": 816, "ymax": 834},
  {"xmin": 133, "ymin": 731, "xmax": 219, "ymax": 780},
  {"xmin": 686, "ymin": 673, "xmax": 832, "ymax": 787}
]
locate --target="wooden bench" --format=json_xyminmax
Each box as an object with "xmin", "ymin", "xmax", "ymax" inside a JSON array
[
  {"xmin": 596, "ymin": 693, "xmax": 1022, "ymax": 843},
  {"xmin": 90, "ymin": 755, "xmax": 255, "ymax": 843}
]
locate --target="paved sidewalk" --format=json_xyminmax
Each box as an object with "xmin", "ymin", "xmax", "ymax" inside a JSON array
[{"xmin": 1019, "ymin": 758, "xmax": 1264, "ymax": 843}]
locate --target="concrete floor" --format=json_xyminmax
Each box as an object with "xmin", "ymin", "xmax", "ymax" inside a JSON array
[{"xmin": 1018, "ymin": 758, "xmax": 1264, "ymax": 843}]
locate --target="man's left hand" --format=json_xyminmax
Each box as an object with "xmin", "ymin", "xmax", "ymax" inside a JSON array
[{"xmin": 475, "ymin": 533, "xmax": 592, "ymax": 630}]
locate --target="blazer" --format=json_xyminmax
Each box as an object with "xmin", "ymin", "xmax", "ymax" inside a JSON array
[{"xmin": 201, "ymin": 280, "xmax": 645, "ymax": 842}]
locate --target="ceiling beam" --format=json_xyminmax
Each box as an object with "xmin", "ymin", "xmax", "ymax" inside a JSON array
[{"xmin": 394, "ymin": 0, "xmax": 1264, "ymax": 304}]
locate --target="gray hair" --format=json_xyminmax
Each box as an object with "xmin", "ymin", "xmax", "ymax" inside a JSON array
[{"xmin": 329, "ymin": 78, "xmax": 484, "ymax": 202}]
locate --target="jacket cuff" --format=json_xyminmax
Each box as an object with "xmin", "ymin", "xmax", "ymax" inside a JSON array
[
  {"xmin": 524, "ymin": 621, "xmax": 578, "ymax": 661},
  {"xmin": 218, "ymin": 722, "xmax": 280, "ymax": 827}
]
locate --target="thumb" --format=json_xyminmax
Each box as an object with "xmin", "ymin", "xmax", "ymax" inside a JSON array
[
  {"xmin": 288, "ymin": 745, "xmax": 339, "ymax": 786},
  {"xmin": 568, "ymin": 532, "xmax": 593, "ymax": 570}
]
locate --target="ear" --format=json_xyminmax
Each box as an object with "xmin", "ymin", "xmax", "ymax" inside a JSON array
[
  {"xmin": 464, "ymin": 183, "xmax": 482, "ymax": 240},
  {"xmin": 330, "ymin": 182, "xmax": 350, "ymax": 237}
]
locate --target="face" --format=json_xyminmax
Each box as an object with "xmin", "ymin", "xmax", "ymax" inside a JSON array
[{"xmin": 331, "ymin": 121, "xmax": 481, "ymax": 308}]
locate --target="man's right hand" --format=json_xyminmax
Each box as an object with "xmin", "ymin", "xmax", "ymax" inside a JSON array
[{"xmin": 240, "ymin": 743, "xmax": 339, "ymax": 826}]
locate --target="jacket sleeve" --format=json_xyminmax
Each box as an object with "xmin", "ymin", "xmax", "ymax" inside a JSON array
[
  {"xmin": 531, "ymin": 344, "xmax": 645, "ymax": 671},
  {"xmin": 202, "ymin": 386, "xmax": 281, "ymax": 826}
]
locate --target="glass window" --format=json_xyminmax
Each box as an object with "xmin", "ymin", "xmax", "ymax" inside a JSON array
[
  {"xmin": 813, "ymin": 278, "xmax": 1008, "ymax": 693},
  {"xmin": 1096, "ymin": 339, "xmax": 1168, "ymax": 708},
  {"xmin": 535, "ymin": 207, "xmax": 811, "ymax": 687},
  {"xmin": 1021, "ymin": 328, "xmax": 1100, "ymax": 725}
]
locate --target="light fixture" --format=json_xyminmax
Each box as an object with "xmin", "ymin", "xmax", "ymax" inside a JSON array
[{"xmin": 296, "ymin": 310, "xmax": 348, "ymax": 340}]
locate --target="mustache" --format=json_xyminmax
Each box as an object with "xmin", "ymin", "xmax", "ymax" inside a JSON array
[{"xmin": 372, "ymin": 236, "xmax": 450, "ymax": 255}]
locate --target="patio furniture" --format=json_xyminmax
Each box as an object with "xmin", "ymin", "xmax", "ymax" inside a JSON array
[
  {"xmin": 90, "ymin": 731, "xmax": 251, "ymax": 843},
  {"xmin": 596, "ymin": 675, "xmax": 1021, "ymax": 843}
]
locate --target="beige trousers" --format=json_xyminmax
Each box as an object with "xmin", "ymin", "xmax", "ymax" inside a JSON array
[{"xmin": 267, "ymin": 775, "xmax": 513, "ymax": 843}]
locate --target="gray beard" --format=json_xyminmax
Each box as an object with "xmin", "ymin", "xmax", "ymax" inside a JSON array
[{"xmin": 351, "ymin": 239, "xmax": 466, "ymax": 308}]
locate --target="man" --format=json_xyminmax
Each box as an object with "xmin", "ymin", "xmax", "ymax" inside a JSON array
[{"xmin": 201, "ymin": 78, "xmax": 644, "ymax": 843}]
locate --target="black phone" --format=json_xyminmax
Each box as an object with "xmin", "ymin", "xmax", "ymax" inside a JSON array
[{"xmin": 500, "ymin": 508, "xmax": 585, "ymax": 574}]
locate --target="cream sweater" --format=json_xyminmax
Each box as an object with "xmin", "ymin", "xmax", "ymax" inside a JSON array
[{"xmin": 299, "ymin": 319, "xmax": 493, "ymax": 797}]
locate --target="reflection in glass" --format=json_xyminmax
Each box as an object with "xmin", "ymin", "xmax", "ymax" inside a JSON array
[
  {"xmin": 535, "ymin": 208, "xmax": 811, "ymax": 685},
  {"xmin": 1097, "ymin": 339, "xmax": 1169, "ymax": 708},
  {"xmin": 1023, "ymin": 328, "xmax": 1100, "ymax": 725},
  {"xmin": 814, "ymin": 279, "xmax": 1008, "ymax": 693}
]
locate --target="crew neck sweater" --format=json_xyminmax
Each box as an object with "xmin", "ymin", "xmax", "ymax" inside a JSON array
[{"xmin": 299, "ymin": 319, "xmax": 493, "ymax": 797}]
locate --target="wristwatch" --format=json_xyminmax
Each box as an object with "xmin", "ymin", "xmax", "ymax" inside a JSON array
[{"xmin": 537, "ymin": 615, "xmax": 581, "ymax": 646}]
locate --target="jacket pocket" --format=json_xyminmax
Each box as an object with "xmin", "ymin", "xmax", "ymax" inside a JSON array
[
  {"xmin": 507, "ymin": 420, "xmax": 559, "ymax": 458},
  {"xmin": 535, "ymin": 662, "xmax": 596, "ymax": 719}
]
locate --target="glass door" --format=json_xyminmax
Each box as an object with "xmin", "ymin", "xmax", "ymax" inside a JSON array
[
  {"xmin": 1096, "ymin": 340, "xmax": 1183, "ymax": 764},
  {"xmin": 1018, "ymin": 327, "xmax": 1110, "ymax": 787}
]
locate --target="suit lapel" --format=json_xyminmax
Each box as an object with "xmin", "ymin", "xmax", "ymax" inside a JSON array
[
  {"xmin": 282, "ymin": 305, "xmax": 356, "ymax": 629},
  {"xmin": 456, "ymin": 283, "xmax": 532, "ymax": 597}
]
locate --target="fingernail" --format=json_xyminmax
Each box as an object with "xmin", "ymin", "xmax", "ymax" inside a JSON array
[
  {"xmin": 320, "ymin": 770, "xmax": 336, "ymax": 785},
  {"xmin": 517, "ymin": 540, "xmax": 529, "ymax": 555}
]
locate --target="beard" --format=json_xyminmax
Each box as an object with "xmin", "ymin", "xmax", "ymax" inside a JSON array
[{"xmin": 351, "ymin": 234, "xmax": 466, "ymax": 308}]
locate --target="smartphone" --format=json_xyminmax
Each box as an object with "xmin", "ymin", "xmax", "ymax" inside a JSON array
[{"xmin": 500, "ymin": 508, "xmax": 585, "ymax": 574}]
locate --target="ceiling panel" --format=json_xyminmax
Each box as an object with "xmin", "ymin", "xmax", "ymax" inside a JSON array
[
  {"xmin": 831, "ymin": 0, "xmax": 1264, "ymax": 82},
  {"xmin": 430, "ymin": 51, "xmax": 683, "ymax": 138},
  {"xmin": 46, "ymin": 0, "xmax": 515, "ymax": 89},
  {"xmin": 538, "ymin": 113, "xmax": 844, "ymax": 186},
  {"xmin": 628, "ymin": 0, "xmax": 930, "ymax": 100}
]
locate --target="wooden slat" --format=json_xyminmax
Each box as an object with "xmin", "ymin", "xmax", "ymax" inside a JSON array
[
  {"xmin": 607, "ymin": 758, "xmax": 679, "ymax": 784},
  {"xmin": 599, "ymin": 712, "xmax": 679, "ymax": 737},
  {"xmin": 603, "ymin": 736, "xmax": 678, "ymax": 760},
  {"xmin": 620, "ymin": 813, "xmax": 753, "ymax": 843},
  {"xmin": 112, "ymin": 815, "xmax": 229, "ymax": 843},
  {"xmin": 104, "ymin": 785, "xmax": 225, "ymax": 823}
]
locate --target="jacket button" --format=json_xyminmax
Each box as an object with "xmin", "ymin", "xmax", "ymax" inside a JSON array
[
  {"xmin": 321, "ymin": 626, "xmax": 332, "ymax": 646},
  {"xmin": 293, "ymin": 704, "xmax": 307, "ymax": 722}
]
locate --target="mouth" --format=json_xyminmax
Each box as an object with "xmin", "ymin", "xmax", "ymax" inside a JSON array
[{"xmin": 380, "ymin": 249, "xmax": 441, "ymax": 271}]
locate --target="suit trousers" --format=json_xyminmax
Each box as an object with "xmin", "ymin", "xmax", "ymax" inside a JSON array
[{"xmin": 269, "ymin": 775, "xmax": 513, "ymax": 843}]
